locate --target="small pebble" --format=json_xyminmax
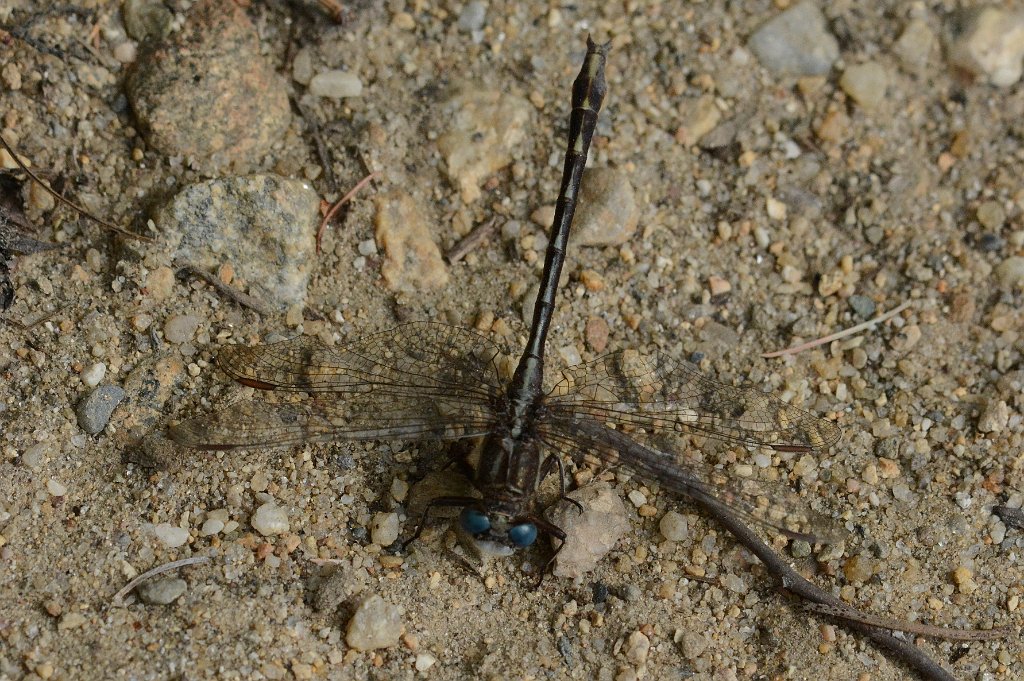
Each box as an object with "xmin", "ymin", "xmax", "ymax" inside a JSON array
[
  {"xmin": 747, "ymin": 1, "xmax": 839, "ymax": 76},
  {"xmin": 584, "ymin": 317, "xmax": 609, "ymax": 353},
  {"xmin": 152, "ymin": 523, "xmax": 189, "ymax": 548},
  {"xmin": 573, "ymin": 168, "xmax": 638, "ymax": 247},
  {"xmin": 309, "ymin": 70, "xmax": 363, "ymax": 98},
  {"xmin": 81, "ymin": 362, "xmax": 107, "ymax": 387},
  {"xmin": 893, "ymin": 19, "xmax": 936, "ymax": 72},
  {"xmin": 659, "ymin": 511, "xmax": 689, "ymax": 542},
  {"xmin": 848, "ymin": 295, "xmax": 876, "ymax": 319},
  {"xmin": 457, "ymin": 1, "xmax": 487, "ymax": 33},
  {"xmin": 251, "ymin": 502, "xmax": 289, "ymax": 536},
  {"xmin": 624, "ymin": 630, "xmax": 650, "ymax": 666},
  {"xmin": 200, "ymin": 518, "xmax": 225, "ymax": 536},
  {"xmin": 390, "ymin": 477, "xmax": 409, "ymax": 503},
  {"xmin": 627, "ymin": 489, "xmax": 647, "ymax": 507},
  {"xmin": 994, "ymin": 256, "xmax": 1024, "ymax": 288},
  {"xmin": 843, "ymin": 554, "xmax": 875, "ymax": 584},
  {"xmin": 944, "ymin": 7, "xmax": 1024, "ymax": 87},
  {"xmin": 548, "ymin": 483, "xmax": 629, "ymax": 578},
  {"xmin": 977, "ymin": 400, "xmax": 1010, "ymax": 434},
  {"xmin": 839, "ymin": 62, "xmax": 890, "ymax": 111},
  {"xmin": 346, "ymin": 594, "xmax": 403, "ymax": 650},
  {"xmin": 137, "ymin": 577, "xmax": 187, "ymax": 605},
  {"xmin": 76, "ymin": 385, "xmax": 126, "ymax": 434},
  {"xmin": 163, "ymin": 314, "xmax": 201, "ymax": 344},
  {"xmin": 47, "ymin": 479, "xmax": 67, "ymax": 497},
  {"xmin": 369, "ymin": 512, "xmax": 400, "ymax": 547},
  {"xmin": 414, "ymin": 653, "xmax": 437, "ymax": 671},
  {"xmin": 21, "ymin": 443, "xmax": 47, "ymax": 470}
]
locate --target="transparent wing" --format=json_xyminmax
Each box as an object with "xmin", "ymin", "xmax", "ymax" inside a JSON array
[
  {"xmin": 537, "ymin": 413, "xmax": 845, "ymax": 543},
  {"xmin": 545, "ymin": 349, "xmax": 840, "ymax": 452},
  {"xmin": 169, "ymin": 322, "xmax": 507, "ymax": 451},
  {"xmin": 218, "ymin": 321, "xmax": 506, "ymax": 399},
  {"xmin": 169, "ymin": 393, "xmax": 500, "ymax": 450}
]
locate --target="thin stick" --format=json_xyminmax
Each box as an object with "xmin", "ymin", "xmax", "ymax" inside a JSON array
[
  {"xmin": 696, "ymin": 492, "xmax": 983, "ymax": 681},
  {"xmin": 762, "ymin": 301, "xmax": 912, "ymax": 358},
  {"xmin": 112, "ymin": 556, "xmax": 210, "ymax": 606},
  {"xmin": 0, "ymin": 134, "xmax": 152, "ymax": 242},
  {"xmin": 174, "ymin": 260, "xmax": 273, "ymax": 317},
  {"xmin": 293, "ymin": 97, "xmax": 338, "ymax": 195},
  {"xmin": 802, "ymin": 601, "xmax": 1008, "ymax": 641},
  {"xmin": 315, "ymin": 171, "xmax": 379, "ymax": 254},
  {"xmin": 446, "ymin": 217, "xmax": 498, "ymax": 263}
]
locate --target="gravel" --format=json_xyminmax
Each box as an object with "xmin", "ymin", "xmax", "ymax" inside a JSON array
[{"xmin": 76, "ymin": 385, "xmax": 126, "ymax": 434}]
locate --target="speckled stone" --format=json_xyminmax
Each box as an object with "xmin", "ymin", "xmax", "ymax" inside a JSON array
[{"xmin": 155, "ymin": 175, "xmax": 320, "ymax": 310}]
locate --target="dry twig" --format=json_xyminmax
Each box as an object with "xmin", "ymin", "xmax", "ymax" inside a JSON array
[
  {"xmin": 315, "ymin": 171, "xmax": 379, "ymax": 253},
  {"xmin": 174, "ymin": 260, "xmax": 273, "ymax": 317},
  {"xmin": 112, "ymin": 556, "xmax": 211, "ymax": 606},
  {"xmin": 763, "ymin": 301, "xmax": 912, "ymax": 358},
  {"xmin": 0, "ymin": 134, "xmax": 152, "ymax": 242},
  {"xmin": 446, "ymin": 217, "xmax": 499, "ymax": 264}
]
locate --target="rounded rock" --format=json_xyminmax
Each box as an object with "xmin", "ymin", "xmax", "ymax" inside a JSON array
[
  {"xmin": 659, "ymin": 511, "xmax": 689, "ymax": 542},
  {"xmin": 163, "ymin": 315, "xmax": 201, "ymax": 344},
  {"xmin": 369, "ymin": 512, "xmax": 400, "ymax": 547},
  {"xmin": 251, "ymin": 502, "xmax": 289, "ymax": 536},
  {"xmin": 137, "ymin": 577, "xmax": 187, "ymax": 605},
  {"xmin": 308, "ymin": 70, "xmax": 363, "ymax": 98},
  {"xmin": 80, "ymin": 362, "xmax": 107, "ymax": 387}
]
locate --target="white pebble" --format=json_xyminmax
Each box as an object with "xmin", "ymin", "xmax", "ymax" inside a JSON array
[
  {"xmin": 346, "ymin": 594, "xmax": 403, "ymax": 650},
  {"xmin": 627, "ymin": 489, "xmax": 647, "ymax": 507},
  {"xmin": 200, "ymin": 518, "xmax": 225, "ymax": 536},
  {"xmin": 251, "ymin": 502, "xmax": 289, "ymax": 536},
  {"xmin": 47, "ymin": 478, "xmax": 67, "ymax": 497},
  {"xmin": 369, "ymin": 512, "xmax": 400, "ymax": 546},
  {"xmin": 80, "ymin": 362, "xmax": 107, "ymax": 387},
  {"xmin": 414, "ymin": 653, "xmax": 437, "ymax": 672},
  {"xmin": 152, "ymin": 523, "xmax": 189, "ymax": 548},
  {"xmin": 309, "ymin": 70, "xmax": 363, "ymax": 98},
  {"xmin": 357, "ymin": 238, "xmax": 377, "ymax": 256}
]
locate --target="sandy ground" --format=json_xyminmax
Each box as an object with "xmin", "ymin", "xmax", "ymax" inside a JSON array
[{"xmin": 1, "ymin": 1, "xmax": 1022, "ymax": 680}]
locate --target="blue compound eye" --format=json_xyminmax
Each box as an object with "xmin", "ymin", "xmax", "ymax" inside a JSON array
[
  {"xmin": 459, "ymin": 508, "xmax": 490, "ymax": 535},
  {"xmin": 508, "ymin": 522, "xmax": 538, "ymax": 548}
]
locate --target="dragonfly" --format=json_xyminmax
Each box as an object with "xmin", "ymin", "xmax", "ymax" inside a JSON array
[{"xmin": 170, "ymin": 37, "xmax": 843, "ymax": 560}]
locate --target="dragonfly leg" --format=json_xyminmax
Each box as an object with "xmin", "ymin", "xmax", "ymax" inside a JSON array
[
  {"xmin": 541, "ymin": 454, "xmax": 583, "ymax": 514},
  {"xmin": 530, "ymin": 516, "xmax": 567, "ymax": 589},
  {"xmin": 402, "ymin": 495, "xmax": 479, "ymax": 550}
]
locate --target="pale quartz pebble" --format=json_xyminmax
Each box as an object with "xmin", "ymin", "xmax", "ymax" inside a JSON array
[
  {"xmin": 659, "ymin": 511, "xmax": 689, "ymax": 542},
  {"xmin": 81, "ymin": 362, "xmax": 106, "ymax": 387},
  {"xmin": 200, "ymin": 519, "xmax": 225, "ymax": 536},
  {"xmin": 369, "ymin": 512, "xmax": 400, "ymax": 547},
  {"xmin": 47, "ymin": 479, "xmax": 67, "ymax": 497},
  {"xmin": 346, "ymin": 594, "xmax": 403, "ymax": 650},
  {"xmin": 251, "ymin": 502, "xmax": 289, "ymax": 536},
  {"xmin": 309, "ymin": 70, "xmax": 363, "ymax": 98},
  {"xmin": 152, "ymin": 523, "xmax": 189, "ymax": 548}
]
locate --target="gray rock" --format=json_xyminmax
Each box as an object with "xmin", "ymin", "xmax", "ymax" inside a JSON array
[
  {"xmin": 137, "ymin": 577, "xmax": 187, "ymax": 605},
  {"xmin": 374, "ymin": 190, "xmax": 449, "ymax": 293},
  {"xmin": 748, "ymin": 2, "xmax": 839, "ymax": 76},
  {"xmin": 457, "ymin": 1, "xmax": 487, "ymax": 33},
  {"xmin": 436, "ymin": 84, "xmax": 532, "ymax": 202},
  {"xmin": 547, "ymin": 482, "xmax": 629, "ymax": 578},
  {"xmin": 345, "ymin": 594, "xmax": 402, "ymax": 651},
  {"xmin": 944, "ymin": 7, "xmax": 1024, "ymax": 87},
  {"xmin": 156, "ymin": 174, "xmax": 320, "ymax": 310},
  {"xmin": 125, "ymin": 0, "xmax": 291, "ymax": 171},
  {"xmin": 839, "ymin": 62, "xmax": 890, "ymax": 111},
  {"xmin": 574, "ymin": 168, "xmax": 639, "ymax": 247},
  {"xmin": 848, "ymin": 294, "xmax": 876, "ymax": 319},
  {"xmin": 77, "ymin": 385, "xmax": 126, "ymax": 434}
]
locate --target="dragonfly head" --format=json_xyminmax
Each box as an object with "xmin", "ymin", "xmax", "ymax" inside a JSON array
[{"xmin": 459, "ymin": 506, "xmax": 538, "ymax": 556}]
